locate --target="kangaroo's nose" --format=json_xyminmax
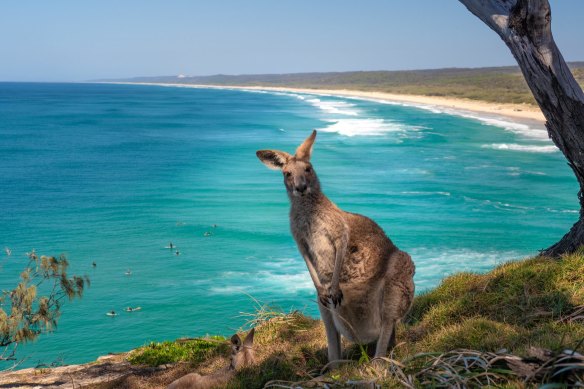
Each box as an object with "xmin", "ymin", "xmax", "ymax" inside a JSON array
[{"xmin": 296, "ymin": 183, "xmax": 307, "ymax": 193}]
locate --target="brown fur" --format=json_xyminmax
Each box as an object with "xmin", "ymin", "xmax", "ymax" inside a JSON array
[
  {"xmin": 257, "ymin": 131, "xmax": 415, "ymax": 361},
  {"xmin": 167, "ymin": 329, "xmax": 255, "ymax": 389}
]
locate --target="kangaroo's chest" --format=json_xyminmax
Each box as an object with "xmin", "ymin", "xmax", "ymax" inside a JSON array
[{"xmin": 290, "ymin": 211, "xmax": 339, "ymax": 278}]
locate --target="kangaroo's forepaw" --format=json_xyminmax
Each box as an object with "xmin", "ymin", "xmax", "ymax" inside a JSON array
[
  {"xmin": 317, "ymin": 287, "xmax": 330, "ymax": 307},
  {"xmin": 329, "ymin": 287, "xmax": 343, "ymax": 307}
]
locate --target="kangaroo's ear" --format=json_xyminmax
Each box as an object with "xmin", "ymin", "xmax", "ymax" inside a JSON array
[
  {"xmin": 231, "ymin": 334, "xmax": 242, "ymax": 350},
  {"xmin": 295, "ymin": 130, "xmax": 317, "ymax": 161},
  {"xmin": 243, "ymin": 328, "xmax": 255, "ymax": 348},
  {"xmin": 256, "ymin": 150, "xmax": 291, "ymax": 170}
]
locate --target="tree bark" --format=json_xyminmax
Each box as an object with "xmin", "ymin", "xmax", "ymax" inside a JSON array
[{"xmin": 459, "ymin": 0, "xmax": 584, "ymax": 257}]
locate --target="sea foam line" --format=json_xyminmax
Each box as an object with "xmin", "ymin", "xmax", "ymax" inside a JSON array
[
  {"xmin": 323, "ymin": 94, "xmax": 551, "ymax": 142},
  {"xmin": 482, "ymin": 143, "xmax": 558, "ymax": 153},
  {"xmin": 232, "ymin": 89, "xmax": 425, "ymax": 138},
  {"xmin": 244, "ymin": 88, "xmax": 550, "ymax": 141}
]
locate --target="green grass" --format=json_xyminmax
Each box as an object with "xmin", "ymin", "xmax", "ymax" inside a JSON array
[
  {"xmin": 127, "ymin": 336, "xmax": 227, "ymax": 366},
  {"xmin": 406, "ymin": 253, "xmax": 584, "ymax": 355},
  {"xmin": 124, "ymin": 253, "xmax": 584, "ymax": 388}
]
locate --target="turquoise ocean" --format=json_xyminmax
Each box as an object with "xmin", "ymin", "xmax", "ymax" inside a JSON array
[{"xmin": 0, "ymin": 82, "xmax": 578, "ymax": 367}]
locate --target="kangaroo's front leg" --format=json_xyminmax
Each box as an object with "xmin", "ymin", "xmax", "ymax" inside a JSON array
[
  {"xmin": 298, "ymin": 245, "xmax": 331, "ymax": 307},
  {"xmin": 328, "ymin": 225, "xmax": 348, "ymax": 307}
]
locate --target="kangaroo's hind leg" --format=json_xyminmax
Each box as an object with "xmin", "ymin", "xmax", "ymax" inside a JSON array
[
  {"xmin": 374, "ymin": 250, "xmax": 415, "ymax": 358},
  {"xmin": 374, "ymin": 319, "xmax": 396, "ymax": 358},
  {"xmin": 318, "ymin": 303, "xmax": 341, "ymax": 365}
]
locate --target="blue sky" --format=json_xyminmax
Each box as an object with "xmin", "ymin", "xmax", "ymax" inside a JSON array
[{"xmin": 1, "ymin": 1, "xmax": 584, "ymax": 81}]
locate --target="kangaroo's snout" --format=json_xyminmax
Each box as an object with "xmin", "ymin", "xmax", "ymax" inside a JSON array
[
  {"xmin": 293, "ymin": 177, "xmax": 308, "ymax": 196},
  {"xmin": 288, "ymin": 168, "xmax": 315, "ymax": 197},
  {"xmin": 295, "ymin": 183, "xmax": 307, "ymax": 194}
]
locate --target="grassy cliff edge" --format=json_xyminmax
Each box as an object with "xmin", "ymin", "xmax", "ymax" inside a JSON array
[{"xmin": 120, "ymin": 253, "xmax": 584, "ymax": 388}]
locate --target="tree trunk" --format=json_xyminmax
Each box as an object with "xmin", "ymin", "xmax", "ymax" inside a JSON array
[{"xmin": 459, "ymin": 0, "xmax": 584, "ymax": 257}]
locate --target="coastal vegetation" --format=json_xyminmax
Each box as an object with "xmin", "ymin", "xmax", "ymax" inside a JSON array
[
  {"xmin": 104, "ymin": 62, "xmax": 584, "ymax": 106},
  {"xmin": 0, "ymin": 252, "xmax": 88, "ymax": 366},
  {"xmin": 92, "ymin": 252, "xmax": 584, "ymax": 388}
]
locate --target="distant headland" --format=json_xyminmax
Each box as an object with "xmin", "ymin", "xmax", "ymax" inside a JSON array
[{"xmin": 94, "ymin": 63, "xmax": 584, "ymax": 124}]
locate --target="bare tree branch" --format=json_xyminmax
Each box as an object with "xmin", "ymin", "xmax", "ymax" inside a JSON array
[{"xmin": 459, "ymin": 0, "xmax": 584, "ymax": 256}]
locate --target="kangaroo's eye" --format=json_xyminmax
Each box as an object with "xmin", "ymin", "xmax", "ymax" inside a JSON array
[
  {"xmin": 305, "ymin": 167, "xmax": 312, "ymax": 173},
  {"xmin": 284, "ymin": 172, "xmax": 291, "ymax": 177}
]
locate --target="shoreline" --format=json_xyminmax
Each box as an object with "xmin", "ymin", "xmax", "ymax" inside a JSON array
[{"xmin": 103, "ymin": 82, "xmax": 546, "ymax": 127}]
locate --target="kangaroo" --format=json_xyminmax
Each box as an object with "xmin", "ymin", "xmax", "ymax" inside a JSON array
[
  {"xmin": 167, "ymin": 328, "xmax": 255, "ymax": 389},
  {"xmin": 256, "ymin": 131, "xmax": 415, "ymax": 362}
]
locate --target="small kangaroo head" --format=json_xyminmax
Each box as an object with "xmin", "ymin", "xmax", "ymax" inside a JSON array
[
  {"xmin": 256, "ymin": 130, "xmax": 320, "ymax": 198},
  {"xmin": 229, "ymin": 328, "xmax": 255, "ymax": 370}
]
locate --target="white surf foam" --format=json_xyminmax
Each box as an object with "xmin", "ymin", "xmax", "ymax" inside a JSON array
[
  {"xmin": 545, "ymin": 207, "xmax": 578, "ymax": 214},
  {"xmin": 401, "ymin": 191, "xmax": 451, "ymax": 196},
  {"xmin": 463, "ymin": 196, "xmax": 533, "ymax": 211},
  {"xmin": 207, "ymin": 257, "xmax": 313, "ymax": 296},
  {"xmin": 189, "ymin": 87, "xmax": 548, "ymax": 142},
  {"xmin": 305, "ymin": 98, "xmax": 359, "ymax": 116},
  {"xmin": 332, "ymin": 95, "xmax": 550, "ymax": 141},
  {"xmin": 257, "ymin": 271, "xmax": 313, "ymax": 293},
  {"xmin": 294, "ymin": 91, "xmax": 549, "ymax": 141},
  {"xmin": 237, "ymin": 89, "xmax": 426, "ymax": 138},
  {"xmin": 506, "ymin": 167, "xmax": 547, "ymax": 176},
  {"xmin": 482, "ymin": 143, "xmax": 558, "ymax": 153},
  {"xmin": 145, "ymin": 86, "xmax": 547, "ymax": 143},
  {"xmin": 209, "ymin": 285, "xmax": 250, "ymax": 295},
  {"xmin": 318, "ymin": 118, "xmax": 422, "ymax": 138}
]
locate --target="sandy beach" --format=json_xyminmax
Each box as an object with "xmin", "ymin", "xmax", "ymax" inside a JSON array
[{"xmin": 109, "ymin": 82, "xmax": 546, "ymax": 126}]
